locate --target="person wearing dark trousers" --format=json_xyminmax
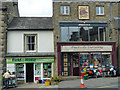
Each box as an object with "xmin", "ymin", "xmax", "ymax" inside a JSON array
[{"xmin": 3, "ymin": 70, "xmax": 10, "ymax": 89}]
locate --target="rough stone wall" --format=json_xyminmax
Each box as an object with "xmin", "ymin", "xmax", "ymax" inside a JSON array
[
  {"xmin": 53, "ymin": 1, "xmax": 119, "ymax": 76},
  {"xmin": 0, "ymin": 1, "xmax": 19, "ymax": 89}
]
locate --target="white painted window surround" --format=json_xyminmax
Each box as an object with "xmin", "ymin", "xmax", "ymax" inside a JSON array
[
  {"xmin": 96, "ymin": 6, "xmax": 104, "ymax": 15},
  {"xmin": 60, "ymin": 6, "xmax": 70, "ymax": 15}
]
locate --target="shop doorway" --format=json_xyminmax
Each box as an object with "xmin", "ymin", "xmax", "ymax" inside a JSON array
[
  {"xmin": 26, "ymin": 63, "xmax": 34, "ymax": 82},
  {"xmin": 72, "ymin": 53, "xmax": 79, "ymax": 76}
]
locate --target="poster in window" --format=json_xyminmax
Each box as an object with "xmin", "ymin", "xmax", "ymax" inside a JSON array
[
  {"xmin": 78, "ymin": 6, "xmax": 89, "ymax": 19},
  {"xmin": 35, "ymin": 64, "xmax": 41, "ymax": 75}
]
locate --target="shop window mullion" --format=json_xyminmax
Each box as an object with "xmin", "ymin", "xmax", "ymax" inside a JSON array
[
  {"xmin": 88, "ymin": 27, "xmax": 90, "ymax": 41},
  {"xmin": 98, "ymin": 27, "xmax": 100, "ymax": 41},
  {"xmin": 89, "ymin": 53, "xmax": 91, "ymax": 65},
  {"xmin": 68, "ymin": 26, "xmax": 69, "ymax": 41},
  {"xmin": 106, "ymin": 27, "xmax": 108, "ymax": 41},
  {"xmin": 100, "ymin": 53, "xmax": 102, "ymax": 66},
  {"xmin": 79, "ymin": 53, "xmax": 80, "ymax": 76}
]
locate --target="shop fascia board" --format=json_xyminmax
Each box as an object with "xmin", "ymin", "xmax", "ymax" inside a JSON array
[
  {"xmin": 5, "ymin": 53, "xmax": 55, "ymax": 57},
  {"xmin": 57, "ymin": 41, "xmax": 116, "ymax": 44}
]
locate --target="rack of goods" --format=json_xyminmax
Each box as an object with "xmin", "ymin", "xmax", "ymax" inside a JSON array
[
  {"xmin": 16, "ymin": 64, "xmax": 24, "ymax": 80},
  {"xmin": 43, "ymin": 63, "xmax": 51, "ymax": 78}
]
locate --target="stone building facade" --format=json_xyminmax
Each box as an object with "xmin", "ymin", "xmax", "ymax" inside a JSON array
[
  {"xmin": 0, "ymin": 0, "xmax": 19, "ymax": 89},
  {"xmin": 53, "ymin": 0, "xmax": 120, "ymax": 76}
]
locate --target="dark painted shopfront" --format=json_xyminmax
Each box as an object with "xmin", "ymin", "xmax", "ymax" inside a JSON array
[
  {"xmin": 57, "ymin": 21, "xmax": 116, "ymax": 76},
  {"xmin": 57, "ymin": 42, "xmax": 116, "ymax": 76}
]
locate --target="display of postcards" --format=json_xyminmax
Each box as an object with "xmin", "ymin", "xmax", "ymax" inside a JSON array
[
  {"xmin": 35, "ymin": 70, "xmax": 41, "ymax": 75},
  {"xmin": 45, "ymin": 73, "xmax": 48, "ymax": 75},
  {"xmin": 17, "ymin": 68, "xmax": 23, "ymax": 71},
  {"xmin": 48, "ymin": 68, "xmax": 51, "ymax": 71},
  {"xmin": 44, "ymin": 64, "xmax": 48, "ymax": 69}
]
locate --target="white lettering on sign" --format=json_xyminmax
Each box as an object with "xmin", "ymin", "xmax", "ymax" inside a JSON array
[
  {"xmin": 78, "ymin": 24, "xmax": 90, "ymax": 26},
  {"xmin": 61, "ymin": 45, "xmax": 112, "ymax": 52}
]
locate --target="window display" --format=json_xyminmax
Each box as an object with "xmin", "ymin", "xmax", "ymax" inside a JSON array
[
  {"xmin": 91, "ymin": 54, "xmax": 101, "ymax": 66},
  {"xmin": 35, "ymin": 63, "xmax": 41, "ymax": 75},
  {"xmin": 102, "ymin": 53, "xmax": 112, "ymax": 66},
  {"xmin": 80, "ymin": 54, "xmax": 90, "ymax": 67},
  {"xmin": 16, "ymin": 63, "xmax": 24, "ymax": 80},
  {"xmin": 43, "ymin": 63, "xmax": 52, "ymax": 78}
]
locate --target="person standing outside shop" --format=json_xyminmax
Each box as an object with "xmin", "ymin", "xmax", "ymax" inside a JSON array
[{"xmin": 3, "ymin": 70, "xmax": 11, "ymax": 89}]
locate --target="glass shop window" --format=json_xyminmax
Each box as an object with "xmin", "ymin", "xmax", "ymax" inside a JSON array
[
  {"xmin": 80, "ymin": 53, "xmax": 90, "ymax": 67},
  {"xmin": 60, "ymin": 26, "xmax": 106, "ymax": 42},
  {"xmin": 43, "ymin": 63, "xmax": 52, "ymax": 78},
  {"xmin": 102, "ymin": 53, "xmax": 112, "ymax": 66},
  {"xmin": 90, "ymin": 27, "xmax": 98, "ymax": 41},
  {"xmin": 99, "ymin": 27, "xmax": 106, "ymax": 41},
  {"xmin": 61, "ymin": 27, "xmax": 69, "ymax": 41},
  {"xmin": 91, "ymin": 53, "xmax": 101, "ymax": 66},
  {"xmin": 35, "ymin": 63, "xmax": 41, "ymax": 75},
  {"xmin": 80, "ymin": 27, "xmax": 89, "ymax": 41},
  {"xmin": 69, "ymin": 27, "xmax": 79, "ymax": 41}
]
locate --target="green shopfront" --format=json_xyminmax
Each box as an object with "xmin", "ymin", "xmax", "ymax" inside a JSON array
[{"xmin": 6, "ymin": 57, "xmax": 54, "ymax": 83}]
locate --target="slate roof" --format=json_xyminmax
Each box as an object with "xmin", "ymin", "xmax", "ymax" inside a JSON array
[
  {"xmin": 53, "ymin": 0, "xmax": 120, "ymax": 2},
  {"xmin": 7, "ymin": 17, "xmax": 53, "ymax": 30}
]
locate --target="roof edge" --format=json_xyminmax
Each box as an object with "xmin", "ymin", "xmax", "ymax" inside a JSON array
[{"xmin": 53, "ymin": 0, "xmax": 120, "ymax": 2}]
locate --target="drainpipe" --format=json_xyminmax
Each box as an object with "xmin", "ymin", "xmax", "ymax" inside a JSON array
[
  {"xmin": 114, "ymin": 17, "xmax": 120, "ymax": 75},
  {"xmin": 110, "ymin": 2, "xmax": 113, "ymax": 41}
]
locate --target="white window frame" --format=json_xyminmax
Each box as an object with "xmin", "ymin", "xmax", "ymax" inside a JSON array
[
  {"xmin": 24, "ymin": 34, "xmax": 37, "ymax": 52},
  {"xmin": 96, "ymin": 6, "xmax": 104, "ymax": 15},
  {"xmin": 60, "ymin": 6, "xmax": 70, "ymax": 15}
]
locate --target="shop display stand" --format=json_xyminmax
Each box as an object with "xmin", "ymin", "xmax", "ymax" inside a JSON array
[
  {"xmin": 43, "ymin": 64, "xmax": 51, "ymax": 78},
  {"xmin": 16, "ymin": 64, "xmax": 24, "ymax": 80}
]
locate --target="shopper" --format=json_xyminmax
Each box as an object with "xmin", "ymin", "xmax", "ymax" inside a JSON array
[
  {"xmin": 3, "ymin": 70, "xmax": 11, "ymax": 89},
  {"xmin": 11, "ymin": 72, "xmax": 17, "ymax": 86}
]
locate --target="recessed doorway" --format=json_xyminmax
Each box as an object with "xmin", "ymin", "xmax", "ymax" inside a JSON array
[{"xmin": 26, "ymin": 63, "xmax": 34, "ymax": 82}]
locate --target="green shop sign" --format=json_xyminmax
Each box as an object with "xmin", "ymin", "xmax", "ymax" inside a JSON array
[{"xmin": 6, "ymin": 58, "xmax": 54, "ymax": 63}]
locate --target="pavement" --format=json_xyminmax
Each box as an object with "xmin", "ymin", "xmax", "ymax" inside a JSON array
[
  {"xmin": 16, "ymin": 83, "xmax": 58, "ymax": 88},
  {"xmin": 2, "ymin": 76, "xmax": 120, "ymax": 89},
  {"xmin": 58, "ymin": 76, "xmax": 119, "ymax": 88}
]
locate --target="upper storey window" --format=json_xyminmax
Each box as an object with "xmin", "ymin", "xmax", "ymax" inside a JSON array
[
  {"xmin": 60, "ymin": 26, "xmax": 106, "ymax": 42},
  {"xmin": 96, "ymin": 6, "xmax": 104, "ymax": 15},
  {"xmin": 60, "ymin": 6, "xmax": 70, "ymax": 15},
  {"xmin": 25, "ymin": 34, "xmax": 37, "ymax": 52}
]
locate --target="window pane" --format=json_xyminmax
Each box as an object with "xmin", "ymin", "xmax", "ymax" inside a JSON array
[
  {"xmin": 90, "ymin": 27, "xmax": 98, "ymax": 41},
  {"xmin": 80, "ymin": 54, "xmax": 90, "ymax": 67},
  {"xmin": 102, "ymin": 53, "xmax": 112, "ymax": 66},
  {"xmin": 99, "ymin": 27, "xmax": 105, "ymax": 41},
  {"xmin": 80, "ymin": 27, "xmax": 88, "ymax": 41},
  {"xmin": 61, "ymin": 27, "xmax": 69, "ymax": 41},
  {"xmin": 91, "ymin": 53, "xmax": 101, "ymax": 66},
  {"xmin": 61, "ymin": 6, "xmax": 64, "ymax": 14},
  {"xmin": 66, "ymin": 6, "xmax": 69, "ymax": 14},
  {"xmin": 26, "ymin": 36, "xmax": 29, "ymax": 44},
  {"xmin": 26, "ymin": 44, "xmax": 29, "ymax": 51},
  {"xmin": 69, "ymin": 27, "xmax": 79, "ymax": 41},
  {"xmin": 96, "ymin": 7, "xmax": 99, "ymax": 15},
  {"xmin": 100, "ymin": 7, "xmax": 104, "ymax": 15},
  {"xmin": 31, "ymin": 36, "xmax": 35, "ymax": 43}
]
